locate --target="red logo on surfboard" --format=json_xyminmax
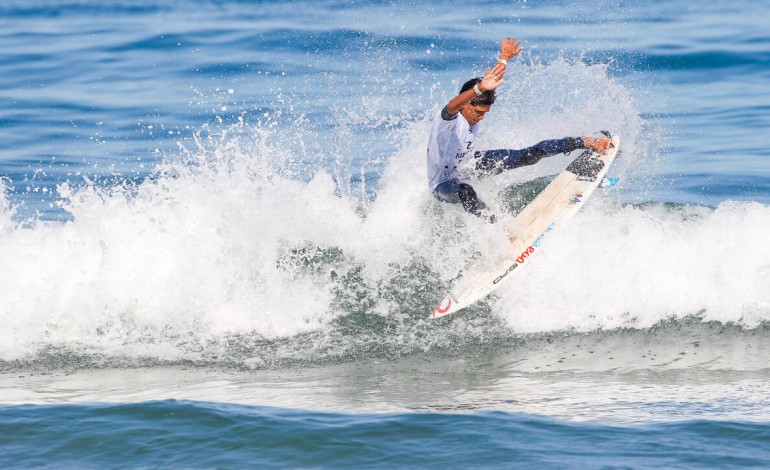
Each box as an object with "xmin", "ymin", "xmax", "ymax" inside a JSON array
[
  {"xmin": 516, "ymin": 245, "xmax": 535, "ymax": 264},
  {"xmin": 432, "ymin": 297, "xmax": 453, "ymax": 317}
]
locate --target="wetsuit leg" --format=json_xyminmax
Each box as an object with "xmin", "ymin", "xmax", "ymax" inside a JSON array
[
  {"xmin": 474, "ymin": 137, "xmax": 585, "ymax": 175},
  {"xmin": 433, "ymin": 178, "xmax": 493, "ymax": 221}
]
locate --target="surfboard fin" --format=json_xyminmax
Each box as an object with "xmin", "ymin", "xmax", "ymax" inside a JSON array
[{"xmin": 600, "ymin": 177, "xmax": 620, "ymax": 189}]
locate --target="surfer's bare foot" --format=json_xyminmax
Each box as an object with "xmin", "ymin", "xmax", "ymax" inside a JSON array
[{"xmin": 583, "ymin": 137, "xmax": 613, "ymax": 154}]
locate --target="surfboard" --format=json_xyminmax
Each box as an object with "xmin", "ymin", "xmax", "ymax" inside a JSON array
[{"xmin": 430, "ymin": 134, "xmax": 621, "ymax": 319}]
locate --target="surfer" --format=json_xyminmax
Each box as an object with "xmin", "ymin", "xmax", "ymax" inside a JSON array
[{"xmin": 427, "ymin": 37, "xmax": 613, "ymax": 221}]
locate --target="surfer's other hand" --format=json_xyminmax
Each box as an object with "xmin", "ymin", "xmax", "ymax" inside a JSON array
[{"xmin": 582, "ymin": 137, "xmax": 613, "ymax": 154}]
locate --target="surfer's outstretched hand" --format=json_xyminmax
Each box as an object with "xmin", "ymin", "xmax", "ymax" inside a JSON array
[{"xmin": 500, "ymin": 37, "xmax": 523, "ymax": 62}]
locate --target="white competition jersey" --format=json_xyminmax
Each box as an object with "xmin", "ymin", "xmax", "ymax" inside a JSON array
[{"xmin": 426, "ymin": 106, "xmax": 479, "ymax": 191}]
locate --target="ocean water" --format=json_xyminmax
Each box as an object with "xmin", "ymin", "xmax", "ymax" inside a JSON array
[{"xmin": 1, "ymin": 0, "xmax": 770, "ymax": 468}]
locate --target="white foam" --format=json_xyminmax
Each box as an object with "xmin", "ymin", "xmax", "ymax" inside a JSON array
[
  {"xmin": 1, "ymin": 59, "xmax": 766, "ymax": 363},
  {"xmin": 494, "ymin": 200, "xmax": 770, "ymax": 332}
]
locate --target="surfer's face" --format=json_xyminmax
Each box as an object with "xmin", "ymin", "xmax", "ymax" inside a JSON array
[{"xmin": 461, "ymin": 104, "xmax": 491, "ymax": 126}]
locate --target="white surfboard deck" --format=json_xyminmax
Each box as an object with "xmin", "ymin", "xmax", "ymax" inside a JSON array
[{"xmin": 430, "ymin": 135, "xmax": 621, "ymax": 319}]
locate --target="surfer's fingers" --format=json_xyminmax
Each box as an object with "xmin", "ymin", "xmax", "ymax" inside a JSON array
[
  {"xmin": 501, "ymin": 37, "xmax": 523, "ymax": 58},
  {"xmin": 582, "ymin": 137, "xmax": 612, "ymax": 154}
]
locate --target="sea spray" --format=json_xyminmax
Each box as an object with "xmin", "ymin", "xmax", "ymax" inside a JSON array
[{"xmin": 4, "ymin": 59, "xmax": 767, "ymax": 370}]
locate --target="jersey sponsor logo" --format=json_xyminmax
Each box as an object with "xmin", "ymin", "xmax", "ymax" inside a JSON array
[
  {"xmin": 454, "ymin": 138, "xmax": 476, "ymax": 160},
  {"xmin": 493, "ymin": 262, "xmax": 519, "ymax": 284},
  {"xmin": 516, "ymin": 245, "xmax": 535, "ymax": 264},
  {"xmin": 454, "ymin": 150, "xmax": 469, "ymax": 161},
  {"xmin": 498, "ymin": 228, "xmax": 549, "ymax": 284}
]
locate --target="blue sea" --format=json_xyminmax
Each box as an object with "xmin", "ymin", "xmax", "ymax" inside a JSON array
[{"xmin": 2, "ymin": 0, "xmax": 770, "ymax": 468}]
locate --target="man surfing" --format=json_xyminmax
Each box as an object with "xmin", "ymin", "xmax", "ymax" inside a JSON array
[{"xmin": 426, "ymin": 37, "xmax": 613, "ymax": 221}]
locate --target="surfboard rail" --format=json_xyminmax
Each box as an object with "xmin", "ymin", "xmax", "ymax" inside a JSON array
[{"xmin": 430, "ymin": 135, "xmax": 621, "ymax": 319}]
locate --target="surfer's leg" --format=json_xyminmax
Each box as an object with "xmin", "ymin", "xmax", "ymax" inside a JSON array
[
  {"xmin": 433, "ymin": 179, "xmax": 495, "ymax": 222},
  {"xmin": 432, "ymin": 179, "xmax": 463, "ymax": 205},
  {"xmin": 474, "ymin": 137, "xmax": 585, "ymax": 175},
  {"xmin": 457, "ymin": 183, "xmax": 488, "ymax": 219}
]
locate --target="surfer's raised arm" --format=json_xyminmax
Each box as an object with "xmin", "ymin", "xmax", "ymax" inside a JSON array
[{"xmin": 444, "ymin": 38, "xmax": 523, "ymax": 116}]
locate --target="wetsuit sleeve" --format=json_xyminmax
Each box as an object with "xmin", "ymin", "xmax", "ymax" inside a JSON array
[
  {"xmin": 440, "ymin": 105, "xmax": 458, "ymax": 121},
  {"xmin": 474, "ymin": 137, "xmax": 584, "ymax": 175}
]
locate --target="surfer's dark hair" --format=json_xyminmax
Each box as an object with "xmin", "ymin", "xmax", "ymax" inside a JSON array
[{"xmin": 461, "ymin": 78, "xmax": 496, "ymax": 106}]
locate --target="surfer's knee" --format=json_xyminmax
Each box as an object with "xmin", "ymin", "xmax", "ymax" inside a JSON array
[
  {"xmin": 458, "ymin": 183, "xmax": 496, "ymax": 223},
  {"xmin": 433, "ymin": 179, "xmax": 464, "ymax": 205}
]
